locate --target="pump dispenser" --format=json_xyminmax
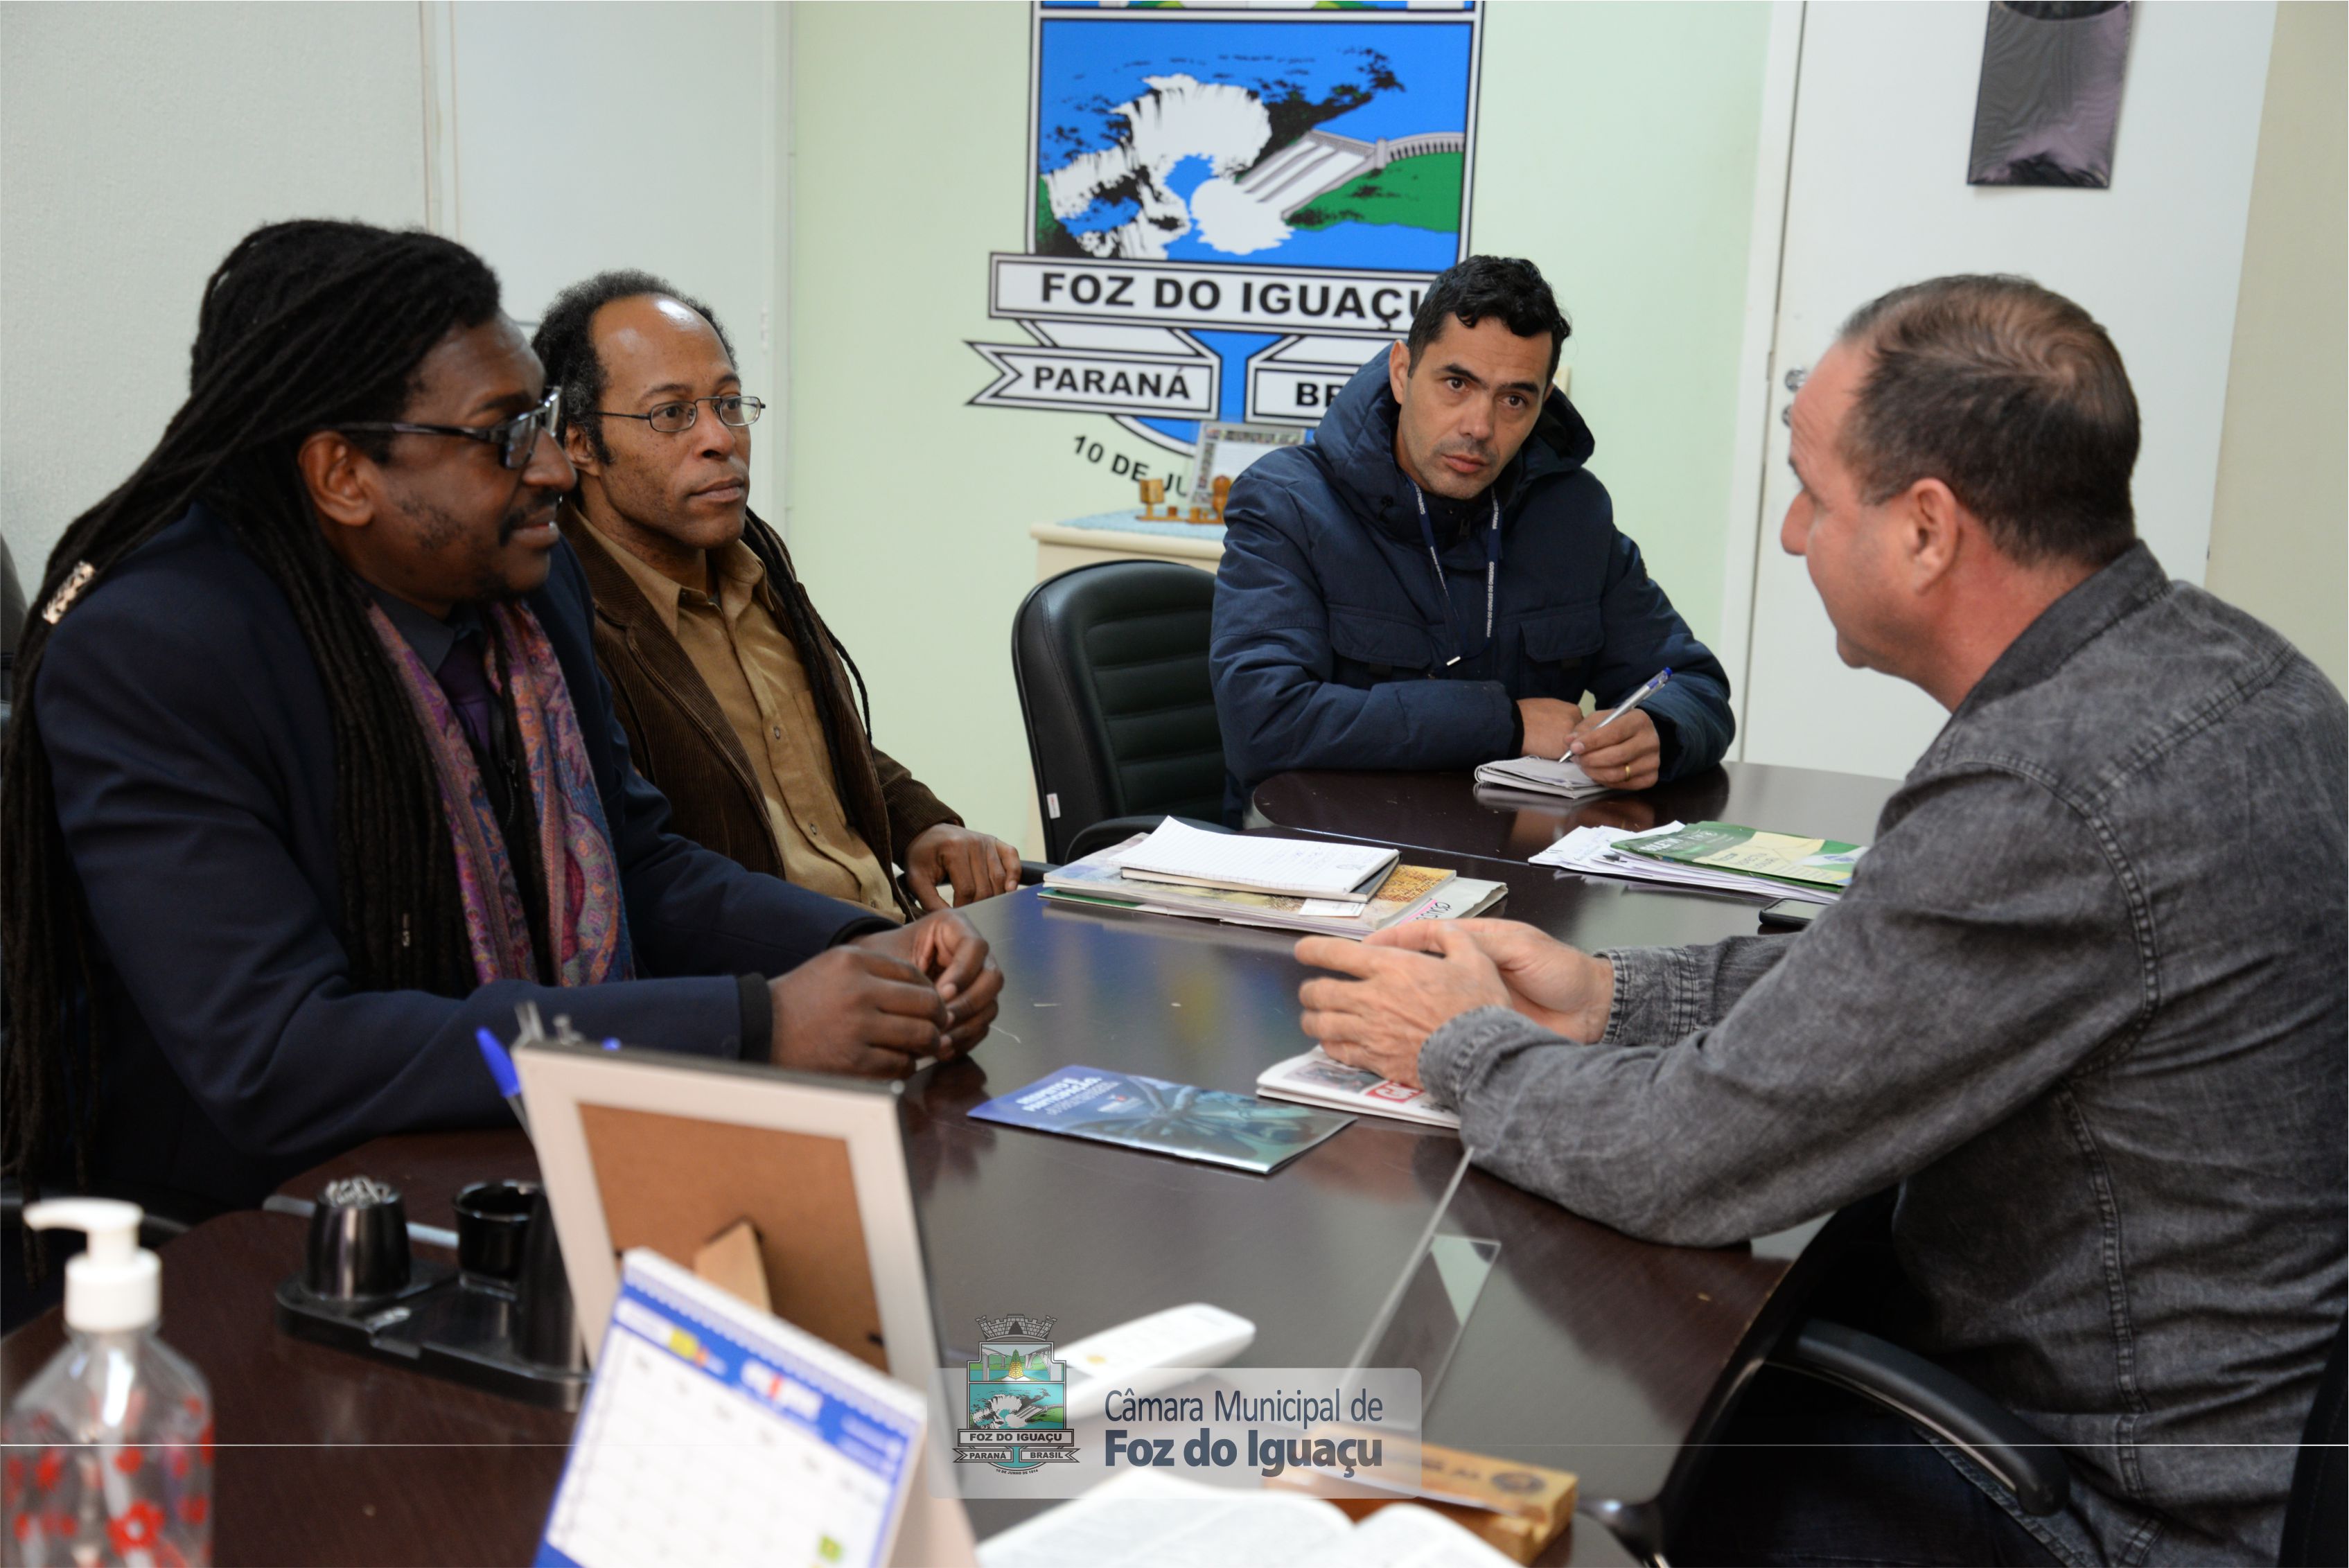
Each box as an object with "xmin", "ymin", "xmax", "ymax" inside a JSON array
[
  {"xmin": 2, "ymin": 1200, "xmax": 212, "ymax": 1566},
  {"xmin": 33, "ymin": 1200, "xmax": 160, "ymax": 1334}
]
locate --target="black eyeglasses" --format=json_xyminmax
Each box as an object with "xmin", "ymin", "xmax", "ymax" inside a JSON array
[
  {"xmin": 337, "ymin": 388, "xmax": 562, "ymax": 470},
  {"xmin": 593, "ymin": 394, "xmax": 764, "ymax": 434}
]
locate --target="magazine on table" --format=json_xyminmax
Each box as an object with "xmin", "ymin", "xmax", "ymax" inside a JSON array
[
  {"xmin": 969, "ymin": 1065, "xmax": 1353, "ymax": 1175},
  {"xmin": 1255, "ymin": 1048, "xmax": 1461, "ymax": 1130},
  {"xmin": 1530, "ymin": 820, "xmax": 1862, "ymax": 904}
]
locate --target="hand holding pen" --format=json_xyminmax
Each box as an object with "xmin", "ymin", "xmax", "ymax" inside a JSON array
[{"xmin": 1567, "ymin": 668, "xmax": 1671, "ymax": 791}]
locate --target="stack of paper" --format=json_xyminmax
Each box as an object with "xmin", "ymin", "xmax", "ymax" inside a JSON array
[
  {"xmin": 1043, "ymin": 832, "xmax": 1506, "ymax": 938},
  {"xmin": 1114, "ymin": 817, "xmax": 1398, "ymax": 903},
  {"xmin": 1530, "ymin": 820, "xmax": 1864, "ymax": 904},
  {"xmin": 1471, "ymin": 754, "xmax": 1610, "ymax": 800}
]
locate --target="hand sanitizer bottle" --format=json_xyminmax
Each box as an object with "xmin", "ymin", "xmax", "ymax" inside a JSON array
[{"xmin": 2, "ymin": 1199, "xmax": 212, "ymax": 1567}]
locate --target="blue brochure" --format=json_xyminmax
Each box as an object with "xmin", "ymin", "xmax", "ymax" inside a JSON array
[{"xmin": 969, "ymin": 1065, "xmax": 1353, "ymax": 1174}]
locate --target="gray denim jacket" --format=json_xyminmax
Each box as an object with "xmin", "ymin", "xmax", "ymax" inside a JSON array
[{"xmin": 1420, "ymin": 545, "xmax": 2346, "ymax": 1566}]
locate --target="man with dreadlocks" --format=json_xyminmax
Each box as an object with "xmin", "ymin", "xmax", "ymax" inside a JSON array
[
  {"xmin": 2, "ymin": 220, "xmax": 1003, "ymax": 1219},
  {"xmin": 534, "ymin": 271, "xmax": 1022, "ymax": 919}
]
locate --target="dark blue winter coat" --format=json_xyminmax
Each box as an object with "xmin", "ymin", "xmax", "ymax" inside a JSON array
[
  {"xmin": 1211, "ymin": 354, "xmax": 1734, "ymax": 813},
  {"xmin": 35, "ymin": 503, "xmax": 888, "ymax": 1213}
]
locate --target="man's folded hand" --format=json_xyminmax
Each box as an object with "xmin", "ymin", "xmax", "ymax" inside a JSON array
[
  {"xmin": 1366, "ymin": 918, "xmax": 1614, "ymax": 1042},
  {"xmin": 766, "ymin": 946, "xmax": 948, "ymax": 1078},
  {"xmin": 854, "ymin": 909, "xmax": 1003, "ymax": 1057},
  {"xmin": 904, "ymin": 824, "xmax": 1024, "ymax": 910},
  {"xmin": 1292, "ymin": 926, "xmax": 1513, "ymax": 1088}
]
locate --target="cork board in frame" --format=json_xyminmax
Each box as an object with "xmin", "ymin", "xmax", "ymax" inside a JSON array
[
  {"xmin": 577, "ymin": 1106, "xmax": 886, "ymax": 1371},
  {"xmin": 513, "ymin": 1042, "xmax": 940, "ymax": 1383}
]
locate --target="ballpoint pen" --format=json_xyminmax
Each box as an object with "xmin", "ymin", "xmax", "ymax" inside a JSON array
[
  {"xmin": 475, "ymin": 1027, "xmax": 532, "ymax": 1138},
  {"xmin": 1565, "ymin": 667, "xmax": 1672, "ymax": 762}
]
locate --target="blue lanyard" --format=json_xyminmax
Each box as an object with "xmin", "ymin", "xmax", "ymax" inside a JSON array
[{"xmin": 1413, "ymin": 484, "xmax": 1502, "ymax": 667}]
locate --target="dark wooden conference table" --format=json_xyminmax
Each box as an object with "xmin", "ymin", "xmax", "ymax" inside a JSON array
[{"xmin": 2, "ymin": 761, "xmax": 1897, "ymax": 1567}]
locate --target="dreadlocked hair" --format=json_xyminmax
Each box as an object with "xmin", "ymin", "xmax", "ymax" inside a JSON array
[{"xmin": 3, "ymin": 219, "xmax": 502, "ymax": 1207}]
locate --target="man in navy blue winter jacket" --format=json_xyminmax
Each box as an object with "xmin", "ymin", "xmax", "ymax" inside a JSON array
[{"xmin": 1211, "ymin": 257, "xmax": 1734, "ymax": 815}]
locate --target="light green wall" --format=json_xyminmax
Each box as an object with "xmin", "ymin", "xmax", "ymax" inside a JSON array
[
  {"xmin": 786, "ymin": 1, "xmax": 1774, "ymax": 846},
  {"xmin": 2208, "ymin": 0, "xmax": 2347, "ymax": 692}
]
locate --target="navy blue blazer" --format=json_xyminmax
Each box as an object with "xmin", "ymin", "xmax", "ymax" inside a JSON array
[
  {"xmin": 37, "ymin": 503, "xmax": 885, "ymax": 1212},
  {"xmin": 1211, "ymin": 355, "xmax": 1734, "ymax": 811}
]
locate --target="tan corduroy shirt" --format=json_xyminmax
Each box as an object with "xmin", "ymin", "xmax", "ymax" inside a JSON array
[{"xmin": 578, "ymin": 513, "xmax": 900, "ymax": 918}]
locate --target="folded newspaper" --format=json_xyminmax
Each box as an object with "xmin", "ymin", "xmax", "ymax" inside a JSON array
[
  {"xmin": 1531, "ymin": 820, "xmax": 1865, "ymax": 904},
  {"xmin": 1044, "ymin": 835, "xmax": 1505, "ymax": 937}
]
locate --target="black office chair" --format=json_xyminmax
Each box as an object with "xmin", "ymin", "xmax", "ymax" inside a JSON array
[
  {"xmin": 1011, "ymin": 561, "xmax": 1230, "ymax": 864},
  {"xmin": 2278, "ymin": 1316, "xmax": 2345, "ymax": 1568},
  {"xmin": 1764, "ymin": 1314, "xmax": 2343, "ymax": 1567},
  {"xmin": 1616, "ymin": 1190, "xmax": 2346, "ymax": 1568}
]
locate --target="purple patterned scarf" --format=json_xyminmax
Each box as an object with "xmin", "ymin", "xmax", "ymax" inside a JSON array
[{"xmin": 367, "ymin": 601, "xmax": 633, "ymax": 987}]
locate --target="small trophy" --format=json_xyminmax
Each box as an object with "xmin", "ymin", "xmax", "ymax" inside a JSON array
[
  {"xmin": 1136, "ymin": 476, "xmax": 1182, "ymax": 522},
  {"xmin": 1183, "ymin": 475, "xmax": 1231, "ymax": 525}
]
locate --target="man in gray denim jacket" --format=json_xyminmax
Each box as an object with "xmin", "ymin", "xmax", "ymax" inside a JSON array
[{"xmin": 1295, "ymin": 276, "xmax": 2346, "ymax": 1566}]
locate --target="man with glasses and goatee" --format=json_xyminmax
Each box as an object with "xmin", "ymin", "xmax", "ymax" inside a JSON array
[
  {"xmin": 536, "ymin": 272, "xmax": 1021, "ymax": 921},
  {"xmin": 2, "ymin": 223, "xmax": 1001, "ymax": 1227}
]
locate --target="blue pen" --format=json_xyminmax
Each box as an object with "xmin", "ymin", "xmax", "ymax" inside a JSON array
[
  {"xmin": 474, "ymin": 1027, "xmax": 532, "ymax": 1138},
  {"xmin": 1567, "ymin": 667, "xmax": 1673, "ymax": 762}
]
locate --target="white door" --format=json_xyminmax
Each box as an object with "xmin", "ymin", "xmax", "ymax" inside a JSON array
[{"xmin": 1735, "ymin": 1, "xmax": 2276, "ymax": 779}]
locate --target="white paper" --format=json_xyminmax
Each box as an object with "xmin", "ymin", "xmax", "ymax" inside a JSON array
[{"xmin": 1116, "ymin": 818, "xmax": 1398, "ymax": 899}]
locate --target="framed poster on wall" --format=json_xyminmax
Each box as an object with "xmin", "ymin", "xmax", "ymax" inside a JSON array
[{"xmin": 971, "ymin": 1, "xmax": 1483, "ymax": 460}]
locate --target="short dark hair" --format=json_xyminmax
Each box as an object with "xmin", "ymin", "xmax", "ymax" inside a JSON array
[
  {"xmin": 1405, "ymin": 256, "xmax": 1571, "ymax": 381},
  {"xmin": 531, "ymin": 270, "xmax": 736, "ymax": 463},
  {"xmin": 1836, "ymin": 274, "xmax": 2138, "ymax": 567}
]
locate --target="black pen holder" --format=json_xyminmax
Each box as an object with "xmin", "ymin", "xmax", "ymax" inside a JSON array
[
  {"xmin": 276, "ymin": 1172, "xmax": 590, "ymax": 1410},
  {"xmin": 515, "ymin": 1187, "xmax": 583, "ymax": 1370},
  {"xmin": 303, "ymin": 1177, "xmax": 413, "ymax": 1303},
  {"xmin": 455, "ymin": 1179, "xmax": 538, "ymax": 1281}
]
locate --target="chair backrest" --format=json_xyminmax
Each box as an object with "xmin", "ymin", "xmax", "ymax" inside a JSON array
[
  {"xmin": 1011, "ymin": 561, "xmax": 1224, "ymax": 863},
  {"xmin": 2280, "ymin": 1315, "xmax": 2346, "ymax": 1567}
]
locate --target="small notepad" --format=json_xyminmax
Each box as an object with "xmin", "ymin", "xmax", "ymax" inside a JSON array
[
  {"xmin": 536, "ymin": 1249, "xmax": 927, "ymax": 1568},
  {"xmin": 1472, "ymin": 755, "xmax": 1610, "ymax": 800}
]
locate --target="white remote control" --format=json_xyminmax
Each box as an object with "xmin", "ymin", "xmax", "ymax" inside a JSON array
[{"xmin": 1057, "ymin": 1303, "xmax": 1257, "ymax": 1422}]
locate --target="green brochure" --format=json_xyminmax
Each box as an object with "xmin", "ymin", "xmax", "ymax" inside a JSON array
[{"xmin": 1616, "ymin": 820, "xmax": 1866, "ymax": 892}]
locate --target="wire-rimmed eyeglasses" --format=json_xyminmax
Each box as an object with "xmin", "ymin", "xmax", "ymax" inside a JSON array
[
  {"xmin": 337, "ymin": 388, "xmax": 562, "ymax": 470},
  {"xmin": 594, "ymin": 394, "xmax": 765, "ymax": 434}
]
